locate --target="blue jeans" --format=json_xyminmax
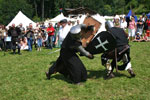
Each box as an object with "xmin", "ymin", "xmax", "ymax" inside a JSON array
[
  {"xmin": 48, "ymin": 35, "xmax": 53, "ymax": 49},
  {"xmin": 137, "ymin": 28, "xmax": 143, "ymax": 35},
  {"xmin": 27, "ymin": 37, "xmax": 33, "ymax": 51},
  {"xmin": 37, "ymin": 38, "xmax": 42, "ymax": 47}
]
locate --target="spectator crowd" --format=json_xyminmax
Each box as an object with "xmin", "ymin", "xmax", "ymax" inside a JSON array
[
  {"xmin": 0, "ymin": 13, "xmax": 150, "ymax": 55},
  {"xmin": 112, "ymin": 13, "xmax": 150, "ymax": 42},
  {"xmin": 0, "ymin": 19, "xmax": 73, "ymax": 54}
]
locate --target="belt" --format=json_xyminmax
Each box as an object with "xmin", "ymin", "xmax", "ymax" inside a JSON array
[{"xmin": 118, "ymin": 45, "xmax": 129, "ymax": 55}]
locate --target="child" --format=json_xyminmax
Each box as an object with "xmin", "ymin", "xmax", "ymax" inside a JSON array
[
  {"xmin": 143, "ymin": 30, "xmax": 150, "ymax": 41},
  {"xmin": 133, "ymin": 32, "xmax": 142, "ymax": 42},
  {"xmin": 37, "ymin": 29, "xmax": 43, "ymax": 51}
]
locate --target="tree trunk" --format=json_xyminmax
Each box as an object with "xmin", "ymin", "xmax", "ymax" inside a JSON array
[
  {"xmin": 34, "ymin": 0, "xmax": 38, "ymax": 16},
  {"xmin": 42, "ymin": 0, "xmax": 44, "ymax": 21}
]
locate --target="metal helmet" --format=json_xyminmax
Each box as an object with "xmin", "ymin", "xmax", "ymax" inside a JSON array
[
  {"xmin": 70, "ymin": 25, "xmax": 81, "ymax": 35},
  {"xmin": 105, "ymin": 20, "xmax": 114, "ymax": 31},
  {"xmin": 70, "ymin": 25, "xmax": 81, "ymax": 40}
]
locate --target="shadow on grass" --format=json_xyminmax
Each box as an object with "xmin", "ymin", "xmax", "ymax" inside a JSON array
[
  {"xmin": 47, "ymin": 61, "xmax": 131, "ymax": 82},
  {"xmin": 51, "ymin": 74, "xmax": 73, "ymax": 84},
  {"xmin": 47, "ymin": 70, "xmax": 131, "ymax": 84},
  {"xmin": 114, "ymin": 71, "xmax": 130, "ymax": 78},
  {"xmin": 87, "ymin": 69, "xmax": 130, "ymax": 80},
  {"xmin": 87, "ymin": 69, "xmax": 106, "ymax": 79}
]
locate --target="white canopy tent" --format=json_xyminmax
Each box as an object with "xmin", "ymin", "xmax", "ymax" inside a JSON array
[
  {"xmin": 50, "ymin": 13, "xmax": 68, "ymax": 22},
  {"xmin": 45, "ymin": 13, "xmax": 69, "ymax": 26},
  {"xmin": 6, "ymin": 11, "xmax": 36, "ymax": 30},
  {"xmin": 104, "ymin": 16, "xmax": 114, "ymax": 20}
]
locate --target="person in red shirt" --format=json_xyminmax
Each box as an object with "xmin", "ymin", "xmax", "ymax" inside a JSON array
[
  {"xmin": 46, "ymin": 23, "xmax": 55, "ymax": 49},
  {"xmin": 146, "ymin": 18, "xmax": 150, "ymax": 30}
]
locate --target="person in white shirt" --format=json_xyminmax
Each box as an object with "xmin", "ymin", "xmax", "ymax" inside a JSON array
[
  {"xmin": 56, "ymin": 19, "xmax": 71, "ymax": 46},
  {"xmin": 120, "ymin": 17, "xmax": 127, "ymax": 30}
]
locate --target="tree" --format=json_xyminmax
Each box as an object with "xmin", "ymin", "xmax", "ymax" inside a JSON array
[
  {"xmin": 0, "ymin": 0, "xmax": 33, "ymax": 25},
  {"xmin": 0, "ymin": 0, "xmax": 150, "ymax": 25},
  {"xmin": 41, "ymin": 0, "xmax": 44, "ymax": 21},
  {"xmin": 103, "ymin": 5, "xmax": 112, "ymax": 16}
]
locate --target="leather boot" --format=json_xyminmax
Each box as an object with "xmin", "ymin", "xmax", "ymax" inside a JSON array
[
  {"xmin": 127, "ymin": 68, "xmax": 136, "ymax": 77},
  {"xmin": 105, "ymin": 71, "xmax": 115, "ymax": 79},
  {"xmin": 45, "ymin": 72, "xmax": 51, "ymax": 80}
]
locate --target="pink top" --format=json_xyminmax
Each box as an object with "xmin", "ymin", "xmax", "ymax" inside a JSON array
[{"xmin": 128, "ymin": 20, "xmax": 135, "ymax": 29}]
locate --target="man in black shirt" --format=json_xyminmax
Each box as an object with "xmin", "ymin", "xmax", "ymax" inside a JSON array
[
  {"xmin": 8, "ymin": 24, "xmax": 22, "ymax": 54},
  {"xmin": 137, "ymin": 16, "xmax": 144, "ymax": 36},
  {"xmin": 25, "ymin": 24, "xmax": 34, "ymax": 51}
]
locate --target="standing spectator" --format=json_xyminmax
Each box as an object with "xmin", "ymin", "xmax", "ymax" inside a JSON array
[
  {"xmin": 0, "ymin": 25, "xmax": 6, "ymax": 50},
  {"xmin": 146, "ymin": 17, "xmax": 150, "ymax": 30},
  {"xmin": 18, "ymin": 23, "xmax": 25, "ymax": 35},
  {"xmin": 143, "ymin": 16, "xmax": 148, "ymax": 35},
  {"xmin": 120, "ymin": 17, "xmax": 127, "ymax": 30},
  {"xmin": 33, "ymin": 27, "xmax": 39, "ymax": 50},
  {"xmin": 37, "ymin": 28, "xmax": 43, "ymax": 51},
  {"xmin": 26, "ymin": 24, "xmax": 34, "ymax": 51},
  {"xmin": 8, "ymin": 24, "xmax": 22, "ymax": 54},
  {"xmin": 114, "ymin": 16, "xmax": 120, "ymax": 27},
  {"xmin": 35, "ymin": 23, "xmax": 40, "ymax": 30},
  {"xmin": 54, "ymin": 23, "xmax": 61, "ymax": 48},
  {"xmin": 142, "ymin": 13, "xmax": 145, "ymax": 22},
  {"xmin": 137, "ymin": 16, "xmax": 144, "ymax": 36},
  {"xmin": 40, "ymin": 22, "xmax": 46, "ymax": 29},
  {"xmin": 4, "ymin": 27, "xmax": 11, "ymax": 51},
  {"xmin": 56, "ymin": 19, "xmax": 70, "ymax": 46},
  {"xmin": 42, "ymin": 29, "xmax": 48, "ymax": 47},
  {"xmin": 46, "ymin": 23, "xmax": 55, "ymax": 49},
  {"xmin": 68, "ymin": 20, "xmax": 73, "ymax": 28},
  {"xmin": 128, "ymin": 17, "xmax": 136, "ymax": 41}
]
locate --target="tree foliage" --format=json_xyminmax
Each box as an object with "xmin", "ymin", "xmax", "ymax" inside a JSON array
[
  {"xmin": 0, "ymin": 0, "xmax": 33, "ymax": 25},
  {"xmin": 0, "ymin": 0, "xmax": 150, "ymax": 25}
]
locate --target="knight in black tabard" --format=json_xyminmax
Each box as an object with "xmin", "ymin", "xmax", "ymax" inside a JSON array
[
  {"xmin": 46, "ymin": 24, "xmax": 94, "ymax": 84},
  {"xmin": 101, "ymin": 21, "xmax": 136, "ymax": 79},
  {"xmin": 8, "ymin": 23, "xmax": 22, "ymax": 54}
]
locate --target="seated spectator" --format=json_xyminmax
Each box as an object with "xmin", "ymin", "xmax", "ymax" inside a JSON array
[
  {"xmin": 133, "ymin": 32, "xmax": 142, "ymax": 42},
  {"xmin": 20, "ymin": 37, "xmax": 28, "ymax": 50},
  {"xmin": 143, "ymin": 30, "xmax": 150, "ymax": 41}
]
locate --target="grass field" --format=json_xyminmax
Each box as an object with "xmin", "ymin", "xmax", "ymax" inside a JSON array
[{"xmin": 0, "ymin": 42, "xmax": 150, "ymax": 100}]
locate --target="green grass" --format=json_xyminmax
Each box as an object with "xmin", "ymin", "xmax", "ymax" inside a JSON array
[{"xmin": 0, "ymin": 42, "xmax": 150, "ymax": 100}]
